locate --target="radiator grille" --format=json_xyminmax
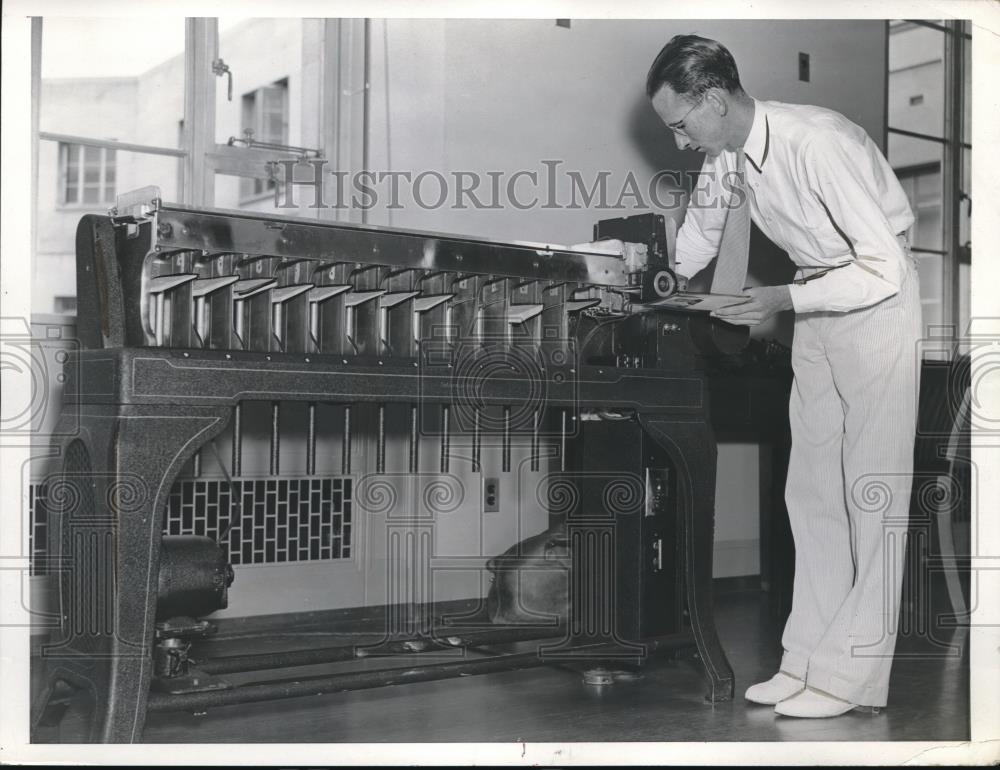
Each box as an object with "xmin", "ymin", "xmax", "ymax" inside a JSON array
[
  {"xmin": 30, "ymin": 476, "xmax": 353, "ymax": 571},
  {"xmin": 164, "ymin": 477, "xmax": 353, "ymax": 566}
]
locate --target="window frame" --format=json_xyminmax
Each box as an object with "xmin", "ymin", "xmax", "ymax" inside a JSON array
[
  {"xmin": 885, "ymin": 18, "xmax": 971, "ymax": 338},
  {"xmin": 56, "ymin": 141, "xmax": 117, "ymax": 209},
  {"xmin": 238, "ymin": 78, "xmax": 290, "ymax": 204},
  {"xmin": 895, "ymin": 161, "xmax": 945, "ymax": 255}
]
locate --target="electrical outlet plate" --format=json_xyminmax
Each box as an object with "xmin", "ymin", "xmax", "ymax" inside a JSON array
[{"xmin": 483, "ymin": 477, "xmax": 500, "ymax": 512}]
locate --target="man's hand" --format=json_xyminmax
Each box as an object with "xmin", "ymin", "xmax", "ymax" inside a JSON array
[{"xmin": 711, "ymin": 285, "xmax": 793, "ymax": 326}]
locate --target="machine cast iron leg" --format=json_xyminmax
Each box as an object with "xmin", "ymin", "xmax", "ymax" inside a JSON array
[
  {"xmin": 33, "ymin": 403, "xmax": 231, "ymax": 742},
  {"xmin": 640, "ymin": 415, "xmax": 736, "ymax": 702}
]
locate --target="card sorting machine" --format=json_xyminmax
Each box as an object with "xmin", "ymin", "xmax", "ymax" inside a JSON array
[{"xmin": 31, "ymin": 187, "xmax": 760, "ymax": 742}]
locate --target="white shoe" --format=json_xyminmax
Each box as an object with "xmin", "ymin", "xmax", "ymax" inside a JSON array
[
  {"xmin": 744, "ymin": 671, "xmax": 805, "ymax": 705},
  {"xmin": 774, "ymin": 687, "xmax": 866, "ymax": 718}
]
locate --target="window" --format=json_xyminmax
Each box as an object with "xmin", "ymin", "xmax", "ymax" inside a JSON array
[
  {"xmin": 898, "ymin": 163, "xmax": 943, "ymax": 251},
  {"xmin": 239, "ymin": 78, "xmax": 289, "ymax": 201},
  {"xmin": 59, "ymin": 143, "xmax": 116, "ymax": 206},
  {"xmin": 887, "ymin": 19, "xmax": 971, "ymax": 348}
]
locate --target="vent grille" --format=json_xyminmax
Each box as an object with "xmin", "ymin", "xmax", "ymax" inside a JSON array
[
  {"xmin": 30, "ymin": 476, "xmax": 353, "ymax": 571},
  {"xmin": 164, "ymin": 477, "xmax": 353, "ymax": 566}
]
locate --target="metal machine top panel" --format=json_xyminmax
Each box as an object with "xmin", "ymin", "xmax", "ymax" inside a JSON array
[{"xmin": 152, "ymin": 202, "xmax": 631, "ymax": 287}]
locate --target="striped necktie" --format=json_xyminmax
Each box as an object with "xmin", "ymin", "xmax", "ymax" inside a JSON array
[{"xmin": 710, "ymin": 150, "xmax": 751, "ymax": 295}]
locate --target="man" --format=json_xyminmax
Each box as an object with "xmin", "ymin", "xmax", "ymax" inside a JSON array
[{"xmin": 646, "ymin": 35, "xmax": 922, "ymax": 718}]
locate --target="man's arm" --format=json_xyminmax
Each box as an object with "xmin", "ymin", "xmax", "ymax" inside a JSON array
[
  {"xmin": 673, "ymin": 155, "xmax": 730, "ymax": 282},
  {"xmin": 711, "ymin": 284, "xmax": 792, "ymax": 326},
  {"xmin": 788, "ymin": 131, "xmax": 911, "ymax": 313}
]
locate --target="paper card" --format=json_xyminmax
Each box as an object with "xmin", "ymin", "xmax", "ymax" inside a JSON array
[{"xmin": 636, "ymin": 292, "xmax": 751, "ymax": 313}]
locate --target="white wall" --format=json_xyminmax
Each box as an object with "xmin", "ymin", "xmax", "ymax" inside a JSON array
[{"xmin": 364, "ymin": 19, "xmax": 887, "ymax": 242}]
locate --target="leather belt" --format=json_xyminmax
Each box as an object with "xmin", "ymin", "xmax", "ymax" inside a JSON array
[
  {"xmin": 793, "ymin": 262, "xmax": 852, "ymax": 285},
  {"xmin": 793, "ymin": 231, "xmax": 911, "ymax": 285}
]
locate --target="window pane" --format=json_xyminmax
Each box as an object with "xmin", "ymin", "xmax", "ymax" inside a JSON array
[
  {"xmin": 216, "ymin": 19, "xmax": 302, "ymax": 146},
  {"xmin": 64, "ymin": 185, "xmax": 77, "ymax": 202},
  {"xmin": 889, "ymin": 132, "xmax": 945, "ymax": 341},
  {"xmin": 40, "ymin": 17, "xmax": 185, "ymax": 148},
  {"xmin": 240, "ymin": 92, "xmax": 256, "ymax": 141},
  {"xmin": 218, "ymin": 169, "xmax": 308, "ymax": 215},
  {"xmin": 889, "ymin": 134, "xmax": 943, "ymax": 252},
  {"xmin": 888, "ymin": 21, "xmax": 945, "ymax": 138},
  {"xmin": 264, "ymin": 112, "xmax": 285, "ymax": 143},
  {"xmin": 261, "ymin": 85, "xmax": 284, "ymax": 113},
  {"xmin": 220, "ymin": 169, "xmax": 278, "ymax": 209}
]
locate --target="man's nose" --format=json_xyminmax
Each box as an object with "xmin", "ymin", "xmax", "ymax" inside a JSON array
[{"xmin": 674, "ymin": 132, "xmax": 690, "ymax": 150}]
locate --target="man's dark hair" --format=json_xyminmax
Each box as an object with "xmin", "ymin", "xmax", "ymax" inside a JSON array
[{"xmin": 645, "ymin": 34, "xmax": 743, "ymax": 99}]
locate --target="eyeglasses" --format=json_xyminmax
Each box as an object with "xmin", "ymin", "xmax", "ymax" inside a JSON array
[{"xmin": 667, "ymin": 96, "xmax": 705, "ymax": 136}]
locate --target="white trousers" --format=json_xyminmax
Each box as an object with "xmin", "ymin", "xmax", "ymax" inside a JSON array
[{"xmin": 778, "ymin": 244, "xmax": 922, "ymax": 707}]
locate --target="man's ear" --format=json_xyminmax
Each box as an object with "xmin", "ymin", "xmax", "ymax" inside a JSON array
[{"xmin": 705, "ymin": 88, "xmax": 728, "ymax": 116}]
